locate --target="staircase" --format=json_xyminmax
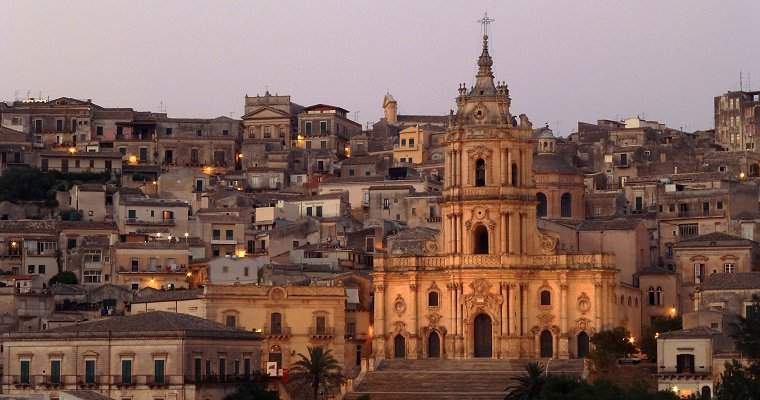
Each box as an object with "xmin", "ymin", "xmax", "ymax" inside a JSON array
[{"xmin": 345, "ymin": 358, "xmax": 584, "ymax": 400}]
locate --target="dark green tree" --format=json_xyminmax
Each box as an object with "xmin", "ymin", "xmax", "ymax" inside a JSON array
[
  {"xmin": 223, "ymin": 381, "xmax": 278, "ymax": 400},
  {"xmin": 287, "ymin": 346, "xmax": 344, "ymax": 400},
  {"xmin": 49, "ymin": 271, "xmax": 78, "ymax": 285},
  {"xmin": 588, "ymin": 327, "xmax": 637, "ymax": 373},
  {"xmin": 715, "ymin": 295, "xmax": 760, "ymax": 399},
  {"xmin": 640, "ymin": 316, "xmax": 682, "ymax": 362},
  {"xmin": 0, "ymin": 167, "xmax": 56, "ymax": 202},
  {"xmin": 504, "ymin": 362, "xmax": 547, "ymax": 400}
]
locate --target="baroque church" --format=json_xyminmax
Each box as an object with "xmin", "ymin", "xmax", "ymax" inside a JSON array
[{"xmin": 372, "ymin": 31, "xmax": 622, "ymax": 360}]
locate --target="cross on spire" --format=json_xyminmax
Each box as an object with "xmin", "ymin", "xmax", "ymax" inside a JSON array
[{"xmin": 478, "ymin": 11, "xmax": 495, "ymax": 38}]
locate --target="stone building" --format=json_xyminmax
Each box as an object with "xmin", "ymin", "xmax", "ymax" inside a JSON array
[
  {"xmin": 1, "ymin": 311, "xmax": 263, "ymax": 400},
  {"xmin": 714, "ymin": 90, "xmax": 760, "ymax": 151},
  {"xmin": 372, "ymin": 34, "xmax": 620, "ymax": 361},
  {"xmin": 533, "ymin": 128, "xmax": 585, "ymax": 220}
]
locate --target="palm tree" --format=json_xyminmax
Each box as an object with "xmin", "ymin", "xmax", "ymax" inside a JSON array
[
  {"xmin": 288, "ymin": 346, "xmax": 344, "ymax": 400},
  {"xmin": 504, "ymin": 362, "xmax": 546, "ymax": 400}
]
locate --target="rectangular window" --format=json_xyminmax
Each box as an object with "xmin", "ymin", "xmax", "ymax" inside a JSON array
[
  {"xmin": 401, "ymin": 138, "xmax": 407, "ymax": 146},
  {"xmin": 27, "ymin": 265, "xmax": 35, "ymax": 274},
  {"xmin": 678, "ymin": 223, "xmax": 699, "ymax": 239},
  {"xmin": 383, "ymin": 198, "xmax": 390, "ymax": 209},
  {"xmin": 194, "ymin": 358, "xmax": 202, "ymax": 382},
  {"xmin": 56, "ymin": 119, "xmax": 63, "ymax": 132},
  {"xmin": 306, "ymin": 206, "xmax": 313, "ymax": 217},
  {"xmin": 165, "ymin": 127, "xmax": 173, "ymax": 135},
  {"xmin": 127, "ymin": 209, "xmax": 136, "ymax": 219},
  {"xmin": 724, "ymin": 263, "xmax": 736, "ymax": 273},
  {"xmin": 223, "ymin": 129, "xmax": 229, "ymax": 136},
  {"xmin": 409, "ymin": 138, "xmax": 415, "ymax": 147},
  {"xmin": 305, "ymin": 121, "xmax": 312, "ymax": 134},
  {"xmin": 121, "ymin": 359, "xmax": 132, "ymax": 384},
  {"xmin": 20, "ymin": 360, "xmax": 30, "ymax": 384},
  {"xmin": 39, "ymin": 265, "xmax": 46, "ymax": 274},
  {"xmin": 694, "ymin": 263, "xmax": 705, "ymax": 284},
  {"xmin": 50, "ymin": 359, "xmax": 61, "ymax": 384},
  {"xmin": 316, "ymin": 316, "xmax": 326, "ymax": 334},
  {"xmin": 212, "ymin": 229, "xmax": 221, "ymax": 240},
  {"xmin": 717, "ymin": 201, "xmax": 724, "ymax": 209},
  {"xmin": 263, "ymin": 126, "xmax": 272, "ymax": 138},
  {"xmin": 96, "ymin": 126, "xmax": 103, "ymax": 136},
  {"xmin": 154, "ymin": 359, "xmax": 165, "ymax": 384},
  {"xmin": 226, "ymin": 315, "xmax": 236, "ymax": 328},
  {"xmin": 85, "ymin": 359, "xmax": 96, "ymax": 384},
  {"xmin": 320, "ymin": 140, "xmax": 327, "ymax": 149},
  {"xmin": 225, "ymin": 229, "xmax": 233, "ymax": 240},
  {"xmin": 320, "ymin": 120, "xmax": 328, "ymax": 134},
  {"xmin": 244, "ymin": 358, "xmax": 251, "ymax": 377},
  {"xmin": 316, "ymin": 206, "xmax": 323, "ymax": 217},
  {"xmin": 234, "ymin": 360, "xmax": 240, "ymax": 376},
  {"xmin": 139, "ymin": 147, "xmax": 148, "ymax": 162},
  {"xmin": 205, "ymin": 359, "xmax": 212, "ymax": 376},
  {"xmin": 219, "ymin": 358, "xmax": 226, "ymax": 379}
]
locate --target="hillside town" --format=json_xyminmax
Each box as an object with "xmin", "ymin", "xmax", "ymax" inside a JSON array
[{"xmin": 0, "ymin": 18, "xmax": 759, "ymax": 400}]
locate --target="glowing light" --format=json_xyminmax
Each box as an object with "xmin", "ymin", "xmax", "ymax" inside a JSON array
[
  {"xmin": 628, "ymin": 336, "xmax": 635, "ymax": 344},
  {"xmin": 128, "ymin": 155, "xmax": 138, "ymax": 165},
  {"xmin": 184, "ymin": 232, "xmax": 189, "ymax": 238},
  {"xmin": 654, "ymin": 332, "xmax": 660, "ymax": 339},
  {"xmin": 670, "ymin": 307, "xmax": 677, "ymax": 316},
  {"xmin": 237, "ymin": 153, "xmax": 243, "ymax": 159},
  {"xmin": 186, "ymin": 272, "xmax": 192, "ymax": 277},
  {"xmin": 204, "ymin": 166, "xmax": 213, "ymax": 174},
  {"xmin": 10, "ymin": 241, "xmax": 17, "ymax": 248},
  {"xmin": 67, "ymin": 147, "xmax": 77, "ymax": 154},
  {"xmin": 152, "ymin": 180, "xmax": 158, "ymax": 185},
  {"xmin": 236, "ymin": 250, "xmax": 247, "ymax": 258},
  {"xmin": 671, "ymin": 386, "xmax": 679, "ymax": 393},
  {"xmin": 739, "ymin": 172, "xmax": 746, "ymax": 179}
]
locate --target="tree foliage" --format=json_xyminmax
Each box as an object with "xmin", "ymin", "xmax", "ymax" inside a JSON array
[
  {"xmin": 0, "ymin": 167, "xmax": 110, "ymax": 204},
  {"xmin": 287, "ymin": 346, "xmax": 344, "ymax": 400},
  {"xmin": 223, "ymin": 380, "xmax": 278, "ymax": 400},
  {"xmin": 49, "ymin": 271, "xmax": 78, "ymax": 285},
  {"xmin": 640, "ymin": 316, "xmax": 682, "ymax": 362},
  {"xmin": 505, "ymin": 362, "xmax": 678, "ymax": 400},
  {"xmin": 588, "ymin": 327, "xmax": 637, "ymax": 373},
  {"xmin": 716, "ymin": 295, "xmax": 760, "ymax": 399}
]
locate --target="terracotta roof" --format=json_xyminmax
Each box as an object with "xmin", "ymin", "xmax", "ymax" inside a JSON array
[
  {"xmin": 674, "ymin": 232, "xmax": 756, "ymax": 248},
  {"xmin": 0, "ymin": 219, "xmax": 57, "ymax": 234},
  {"xmin": 659, "ymin": 326, "xmax": 721, "ymax": 339},
  {"xmin": 577, "ymin": 218, "xmax": 644, "ymax": 231},
  {"xmin": 700, "ymin": 272, "xmax": 760, "ymax": 291},
  {"xmin": 533, "ymin": 153, "xmax": 579, "ymax": 174},
  {"xmin": 9, "ymin": 311, "xmax": 261, "ymax": 340},
  {"xmin": 133, "ymin": 288, "xmax": 204, "ymax": 304}
]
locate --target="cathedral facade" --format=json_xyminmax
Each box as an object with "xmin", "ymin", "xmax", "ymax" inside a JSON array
[{"xmin": 372, "ymin": 33, "xmax": 621, "ymax": 360}]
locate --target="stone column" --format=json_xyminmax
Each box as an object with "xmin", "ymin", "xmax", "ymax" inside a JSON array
[
  {"xmin": 510, "ymin": 283, "xmax": 520, "ymax": 336},
  {"xmin": 559, "ymin": 279, "xmax": 569, "ymax": 359},
  {"xmin": 447, "ymin": 150, "xmax": 453, "ymax": 188},
  {"xmin": 374, "ymin": 283, "xmax": 386, "ymax": 359},
  {"xmin": 500, "ymin": 148, "xmax": 506, "ymax": 186},
  {"xmin": 452, "ymin": 150, "xmax": 458, "ymax": 186},
  {"xmin": 446, "ymin": 214, "xmax": 452, "ymax": 254},
  {"xmin": 456, "ymin": 284, "xmax": 464, "ymax": 358},
  {"xmin": 457, "ymin": 213, "xmax": 464, "ymax": 254},
  {"xmin": 508, "ymin": 213, "xmax": 518, "ymax": 255},
  {"xmin": 410, "ymin": 282, "xmax": 418, "ymax": 359},
  {"xmin": 500, "ymin": 212, "xmax": 508, "ymax": 255},
  {"xmin": 448, "ymin": 283, "xmax": 456, "ymax": 356},
  {"xmin": 521, "ymin": 283, "xmax": 528, "ymax": 336},
  {"xmin": 501, "ymin": 282, "xmax": 509, "ymax": 356},
  {"xmin": 594, "ymin": 279, "xmax": 602, "ymax": 331},
  {"xmin": 507, "ymin": 149, "xmax": 513, "ymax": 186}
]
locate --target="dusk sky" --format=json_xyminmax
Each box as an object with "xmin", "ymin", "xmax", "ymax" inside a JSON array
[{"xmin": 1, "ymin": 1, "xmax": 758, "ymax": 134}]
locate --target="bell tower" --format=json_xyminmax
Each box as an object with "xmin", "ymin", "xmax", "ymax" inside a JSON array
[{"xmin": 443, "ymin": 15, "xmax": 540, "ymax": 257}]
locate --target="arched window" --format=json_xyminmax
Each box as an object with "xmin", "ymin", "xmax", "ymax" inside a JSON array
[
  {"xmin": 473, "ymin": 225, "xmax": 489, "ymax": 254},
  {"xmin": 627, "ymin": 296, "xmax": 632, "ymax": 306},
  {"xmin": 560, "ymin": 193, "xmax": 572, "ymax": 218},
  {"xmin": 620, "ymin": 294, "xmax": 625, "ymax": 305},
  {"xmin": 648, "ymin": 287, "xmax": 655, "ymax": 305},
  {"xmin": 428, "ymin": 291, "xmax": 439, "ymax": 307},
  {"xmin": 475, "ymin": 158, "xmax": 486, "ymax": 187},
  {"xmin": 536, "ymin": 193, "xmax": 548, "ymax": 217},
  {"xmin": 270, "ymin": 312, "xmax": 282, "ymax": 335},
  {"xmin": 540, "ymin": 290, "xmax": 551, "ymax": 306},
  {"xmin": 656, "ymin": 287, "xmax": 663, "ymax": 306},
  {"xmin": 511, "ymin": 162, "xmax": 519, "ymax": 186}
]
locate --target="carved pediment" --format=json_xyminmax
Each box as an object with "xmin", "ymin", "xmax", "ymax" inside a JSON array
[
  {"xmin": 242, "ymin": 106, "xmax": 291, "ymax": 120},
  {"xmin": 537, "ymin": 311, "xmax": 555, "ymax": 326},
  {"xmin": 463, "ymin": 278, "xmax": 502, "ymax": 316},
  {"xmin": 427, "ymin": 312, "xmax": 443, "ymax": 327},
  {"xmin": 393, "ymin": 294, "xmax": 406, "ymax": 316}
]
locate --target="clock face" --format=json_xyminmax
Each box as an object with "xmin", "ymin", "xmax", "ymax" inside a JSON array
[{"xmin": 474, "ymin": 104, "xmax": 487, "ymax": 121}]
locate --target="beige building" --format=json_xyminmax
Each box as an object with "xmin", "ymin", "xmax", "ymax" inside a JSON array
[
  {"xmin": 68, "ymin": 184, "xmax": 107, "ymax": 222},
  {"xmin": 373, "ymin": 35, "xmax": 621, "ymax": 361},
  {"xmin": 37, "ymin": 150, "xmax": 122, "ymax": 175},
  {"xmin": 0, "ymin": 220, "xmax": 59, "ymax": 283},
  {"xmin": 114, "ymin": 193, "xmax": 190, "ymax": 237},
  {"xmin": 113, "ymin": 241, "xmax": 191, "ymax": 290},
  {"xmin": 393, "ymin": 126, "xmax": 426, "ymax": 165},
  {"xmin": 1, "ymin": 311, "xmax": 263, "ymax": 400},
  {"xmin": 533, "ymin": 128, "xmax": 585, "ymax": 220},
  {"xmin": 129, "ymin": 280, "xmax": 371, "ymax": 375},
  {"xmin": 673, "ymin": 232, "xmax": 760, "ymax": 313}
]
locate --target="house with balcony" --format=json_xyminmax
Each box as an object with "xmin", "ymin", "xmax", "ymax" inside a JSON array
[
  {"xmin": 195, "ymin": 208, "xmax": 251, "ymax": 258},
  {"xmin": 114, "ymin": 192, "xmax": 190, "ymax": 237},
  {"xmin": 1, "ymin": 311, "xmax": 263, "ymax": 400},
  {"xmin": 36, "ymin": 149, "xmax": 122, "ymax": 175},
  {"xmin": 113, "ymin": 241, "xmax": 191, "ymax": 290},
  {"xmin": 0, "ymin": 220, "xmax": 60, "ymax": 283},
  {"xmin": 296, "ymin": 104, "xmax": 361, "ymax": 160}
]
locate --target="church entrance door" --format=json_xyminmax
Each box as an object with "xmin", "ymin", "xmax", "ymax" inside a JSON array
[
  {"xmin": 394, "ymin": 334, "xmax": 406, "ymax": 358},
  {"xmin": 577, "ymin": 331, "xmax": 589, "ymax": 358},
  {"xmin": 428, "ymin": 331, "xmax": 441, "ymax": 358},
  {"xmin": 474, "ymin": 314, "xmax": 492, "ymax": 358},
  {"xmin": 540, "ymin": 330, "xmax": 553, "ymax": 358}
]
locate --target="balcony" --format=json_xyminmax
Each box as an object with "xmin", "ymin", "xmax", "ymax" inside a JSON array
[
  {"xmin": 146, "ymin": 375, "xmax": 169, "ymax": 388},
  {"xmin": 183, "ymin": 374, "xmax": 255, "ymax": 386},
  {"xmin": 309, "ymin": 327, "xmax": 335, "ymax": 339},
  {"xmin": 426, "ymin": 216, "xmax": 442, "ymax": 223},
  {"xmin": 262, "ymin": 326, "xmax": 292, "ymax": 339},
  {"xmin": 83, "ymin": 261, "xmax": 103, "ymax": 270},
  {"xmin": 125, "ymin": 218, "xmax": 176, "ymax": 226},
  {"xmin": 119, "ymin": 265, "xmax": 187, "ymax": 274}
]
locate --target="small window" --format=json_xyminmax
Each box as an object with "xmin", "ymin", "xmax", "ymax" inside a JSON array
[
  {"xmin": 212, "ymin": 229, "xmax": 221, "ymax": 240},
  {"xmin": 428, "ymin": 291, "xmax": 439, "ymax": 307},
  {"xmin": 225, "ymin": 315, "xmax": 237, "ymax": 328},
  {"xmin": 540, "ymin": 290, "xmax": 551, "ymax": 306},
  {"xmin": 724, "ymin": 263, "xmax": 736, "ymax": 273}
]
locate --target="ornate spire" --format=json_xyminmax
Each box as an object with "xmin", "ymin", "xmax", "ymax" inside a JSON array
[{"xmin": 470, "ymin": 13, "xmax": 497, "ymax": 96}]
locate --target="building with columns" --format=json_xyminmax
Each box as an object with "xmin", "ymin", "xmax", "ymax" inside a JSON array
[{"xmin": 372, "ymin": 31, "xmax": 623, "ymax": 360}]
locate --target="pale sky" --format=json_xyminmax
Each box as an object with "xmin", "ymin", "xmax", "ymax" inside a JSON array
[{"xmin": 1, "ymin": 0, "xmax": 758, "ymax": 133}]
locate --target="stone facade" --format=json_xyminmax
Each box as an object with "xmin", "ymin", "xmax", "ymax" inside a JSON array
[{"xmin": 372, "ymin": 34, "xmax": 620, "ymax": 361}]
